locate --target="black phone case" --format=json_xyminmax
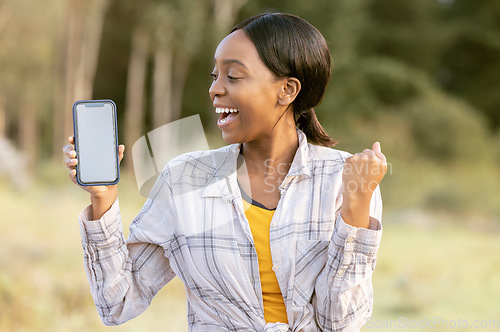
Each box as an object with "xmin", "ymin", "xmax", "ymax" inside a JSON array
[{"xmin": 72, "ymin": 99, "xmax": 120, "ymax": 186}]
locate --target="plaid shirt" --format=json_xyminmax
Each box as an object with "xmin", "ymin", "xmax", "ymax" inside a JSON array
[{"xmin": 79, "ymin": 128, "xmax": 383, "ymax": 331}]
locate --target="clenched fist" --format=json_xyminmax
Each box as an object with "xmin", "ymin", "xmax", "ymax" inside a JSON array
[{"xmin": 340, "ymin": 142, "xmax": 387, "ymax": 228}]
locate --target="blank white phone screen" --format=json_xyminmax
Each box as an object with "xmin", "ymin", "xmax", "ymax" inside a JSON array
[{"xmin": 75, "ymin": 102, "xmax": 118, "ymax": 184}]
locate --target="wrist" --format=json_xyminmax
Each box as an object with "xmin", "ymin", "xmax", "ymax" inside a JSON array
[
  {"xmin": 90, "ymin": 187, "xmax": 117, "ymax": 220},
  {"xmin": 340, "ymin": 191, "xmax": 372, "ymax": 229},
  {"xmin": 90, "ymin": 186, "xmax": 116, "ymax": 201},
  {"xmin": 342, "ymin": 190, "xmax": 372, "ymax": 206}
]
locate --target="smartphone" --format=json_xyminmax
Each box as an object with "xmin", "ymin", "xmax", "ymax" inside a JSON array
[{"xmin": 72, "ymin": 99, "xmax": 120, "ymax": 186}]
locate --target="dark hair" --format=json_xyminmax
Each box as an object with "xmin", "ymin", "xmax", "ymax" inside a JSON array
[{"xmin": 231, "ymin": 13, "xmax": 338, "ymax": 147}]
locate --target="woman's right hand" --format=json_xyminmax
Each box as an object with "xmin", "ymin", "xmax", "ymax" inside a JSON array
[{"xmin": 63, "ymin": 136, "xmax": 125, "ymax": 219}]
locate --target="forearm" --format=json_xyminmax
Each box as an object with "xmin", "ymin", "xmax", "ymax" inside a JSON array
[
  {"xmin": 340, "ymin": 193, "xmax": 371, "ymax": 229},
  {"xmin": 91, "ymin": 187, "xmax": 118, "ymax": 220}
]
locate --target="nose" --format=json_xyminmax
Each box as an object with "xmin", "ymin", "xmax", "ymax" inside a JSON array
[{"xmin": 209, "ymin": 77, "xmax": 225, "ymax": 101}]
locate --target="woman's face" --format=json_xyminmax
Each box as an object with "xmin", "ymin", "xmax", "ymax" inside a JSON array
[{"xmin": 209, "ymin": 29, "xmax": 289, "ymax": 144}]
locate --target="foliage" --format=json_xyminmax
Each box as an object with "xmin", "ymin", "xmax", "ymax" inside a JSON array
[{"xmin": 0, "ymin": 0, "xmax": 499, "ymax": 216}]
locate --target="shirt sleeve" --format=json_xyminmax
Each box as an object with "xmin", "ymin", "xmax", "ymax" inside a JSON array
[
  {"xmin": 79, "ymin": 170, "xmax": 176, "ymax": 326},
  {"xmin": 313, "ymin": 185, "xmax": 383, "ymax": 331}
]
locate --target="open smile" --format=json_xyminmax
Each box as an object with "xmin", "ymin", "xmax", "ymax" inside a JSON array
[{"xmin": 216, "ymin": 107, "xmax": 239, "ymax": 128}]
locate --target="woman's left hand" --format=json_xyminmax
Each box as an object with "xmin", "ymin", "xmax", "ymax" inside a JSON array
[{"xmin": 340, "ymin": 142, "xmax": 387, "ymax": 228}]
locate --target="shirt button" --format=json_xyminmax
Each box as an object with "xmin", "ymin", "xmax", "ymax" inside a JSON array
[
  {"xmin": 272, "ymin": 266, "xmax": 279, "ymax": 272},
  {"xmin": 347, "ymin": 237, "xmax": 354, "ymax": 243},
  {"xmin": 271, "ymin": 223, "xmax": 276, "ymax": 227},
  {"xmin": 337, "ymin": 269, "xmax": 344, "ymax": 276}
]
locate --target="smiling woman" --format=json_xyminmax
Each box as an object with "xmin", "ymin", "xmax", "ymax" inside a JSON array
[
  {"xmin": 210, "ymin": 28, "xmax": 294, "ymax": 145},
  {"xmin": 209, "ymin": 15, "xmax": 336, "ymax": 150},
  {"xmin": 63, "ymin": 12, "xmax": 387, "ymax": 332}
]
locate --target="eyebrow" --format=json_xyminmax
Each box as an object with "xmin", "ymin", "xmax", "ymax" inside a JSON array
[{"xmin": 214, "ymin": 58, "xmax": 248, "ymax": 70}]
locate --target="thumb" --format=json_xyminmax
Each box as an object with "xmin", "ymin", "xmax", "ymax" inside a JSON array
[{"xmin": 372, "ymin": 141, "xmax": 386, "ymax": 161}]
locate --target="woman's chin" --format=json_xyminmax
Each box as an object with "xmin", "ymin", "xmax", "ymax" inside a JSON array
[{"xmin": 220, "ymin": 131, "xmax": 240, "ymax": 145}]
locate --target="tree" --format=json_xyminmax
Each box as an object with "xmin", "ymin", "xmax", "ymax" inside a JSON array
[
  {"xmin": 52, "ymin": 0, "xmax": 112, "ymax": 159},
  {"xmin": 121, "ymin": 0, "xmax": 248, "ymax": 169}
]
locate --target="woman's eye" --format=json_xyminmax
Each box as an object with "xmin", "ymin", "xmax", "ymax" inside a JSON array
[{"xmin": 210, "ymin": 72, "xmax": 239, "ymax": 81}]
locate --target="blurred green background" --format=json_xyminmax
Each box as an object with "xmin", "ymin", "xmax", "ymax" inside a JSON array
[{"xmin": 1, "ymin": 0, "xmax": 499, "ymax": 331}]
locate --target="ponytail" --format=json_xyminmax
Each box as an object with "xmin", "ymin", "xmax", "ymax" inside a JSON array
[{"xmin": 295, "ymin": 108, "xmax": 338, "ymax": 147}]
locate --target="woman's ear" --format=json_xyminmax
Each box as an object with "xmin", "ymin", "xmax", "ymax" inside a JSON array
[{"xmin": 278, "ymin": 77, "xmax": 301, "ymax": 106}]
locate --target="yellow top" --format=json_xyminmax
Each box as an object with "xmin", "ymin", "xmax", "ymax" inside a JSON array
[{"xmin": 242, "ymin": 197, "xmax": 288, "ymax": 324}]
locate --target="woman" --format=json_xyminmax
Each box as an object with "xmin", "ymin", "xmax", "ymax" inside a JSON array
[{"xmin": 63, "ymin": 13, "xmax": 387, "ymax": 331}]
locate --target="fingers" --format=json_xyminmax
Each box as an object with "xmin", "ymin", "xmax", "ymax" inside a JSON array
[
  {"xmin": 347, "ymin": 150, "xmax": 376, "ymax": 162},
  {"xmin": 63, "ymin": 141, "xmax": 78, "ymax": 172},
  {"xmin": 362, "ymin": 148, "xmax": 376, "ymax": 157},
  {"xmin": 63, "ymin": 137, "xmax": 75, "ymax": 158},
  {"xmin": 62, "ymin": 145, "xmax": 76, "ymax": 158},
  {"xmin": 63, "ymin": 143, "xmax": 124, "ymax": 167},
  {"xmin": 65, "ymin": 156, "xmax": 78, "ymax": 167},
  {"xmin": 63, "ymin": 136, "xmax": 78, "ymax": 172},
  {"xmin": 347, "ymin": 143, "xmax": 385, "ymax": 161},
  {"xmin": 63, "ymin": 136, "xmax": 78, "ymax": 182},
  {"xmin": 345, "ymin": 142, "xmax": 386, "ymax": 163},
  {"xmin": 68, "ymin": 168, "xmax": 78, "ymax": 185}
]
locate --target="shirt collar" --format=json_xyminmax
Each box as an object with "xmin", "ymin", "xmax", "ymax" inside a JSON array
[{"xmin": 286, "ymin": 127, "xmax": 312, "ymax": 178}]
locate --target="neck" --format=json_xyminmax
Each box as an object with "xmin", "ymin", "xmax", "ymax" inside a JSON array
[{"xmin": 239, "ymin": 122, "xmax": 299, "ymax": 178}]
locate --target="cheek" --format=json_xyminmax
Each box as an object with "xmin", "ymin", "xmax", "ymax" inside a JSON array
[
  {"xmin": 230, "ymin": 80, "xmax": 281, "ymax": 120},
  {"xmin": 245, "ymin": 86, "xmax": 279, "ymax": 109}
]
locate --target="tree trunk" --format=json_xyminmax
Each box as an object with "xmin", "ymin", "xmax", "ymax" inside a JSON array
[
  {"xmin": 19, "ymin": 97, "xmax": 37, "ymax": 173},
  {"xmin": 74, "ymin": 0, "xmax": 111, "ymax": 99},
  {"xmin": 0, "ymin": 93, "xmax": 5, "ymax": 138},
  {"xmin": 152, "ymin": 26, "xmax": 173, "ymax": 128},
  {"xmin": 50, "ymin": 0, "xmax": 80, "ymax": 158},
  {"xmin": 52, "ymin": 0, "xmax": 110, "ymax": 160},
  {"xmin": 0, "ymin": 4, "xmax": 11, "ymax": 139},
  {"xmin": 52, "ymin": 3, "xmax": 68, "ymax": 157},
  {"xmin": 171, "ymin": 50, "xmax": 190, "ymax": 122},
  {"xmin": 214, "ymin": 0, "xmax": 249, "ymax": 38},
  {"xmin": 63, "ymin": 0, "xmax": 85, "ymax": 151},
  {"xmin": 124, "ymin": 25, "xmax": 149, "ymax": 170},
  {"xmin": 0, "ymin": 2, "xmax": 13, "ymax": 37},
  {"xmin": 147, "ymin": 0, "xmax": 249, "ymax": 136}
]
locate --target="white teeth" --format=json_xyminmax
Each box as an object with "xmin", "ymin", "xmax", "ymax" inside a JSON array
[{"xmin": 216, "ymin": 107, "xmax": 239, "ymax": 113}]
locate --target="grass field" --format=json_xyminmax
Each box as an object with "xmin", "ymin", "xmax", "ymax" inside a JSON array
[
  {"xmin": 368, "ymin": 215, "xmax": 500, "ymax": 331},
  {"xmin": 0, "ymin": 170, "xmax": 498, "ymax": 331}
]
